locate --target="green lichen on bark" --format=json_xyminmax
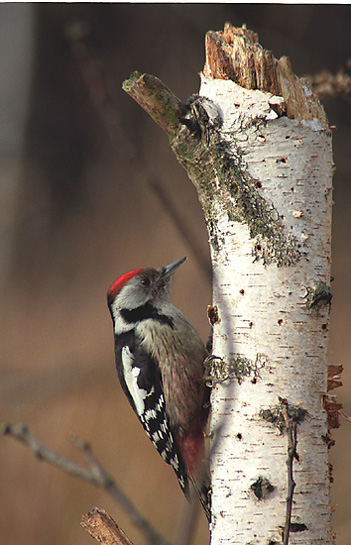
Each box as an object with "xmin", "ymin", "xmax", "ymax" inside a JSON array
[
  {"xmin": 203, "ymin": 353, "xmax": 268, "ymax": 386},
  {"xmin": 122, "ymin": 70, "xmax": 142, "ymax": 92},
  {"xmin": 305, "ymin": 283, "xmax": 332, "ymax": 310},
  {"xmin": 171, "ymin": 96, "xmax": 300, "ymax": 267},
  {"xmin": 250, "ymin": 476, "xmax": 275, "ymax": 500},
  {"xmin": 260, "ymin": 400, "xmax": 307, "ymax": 433}
]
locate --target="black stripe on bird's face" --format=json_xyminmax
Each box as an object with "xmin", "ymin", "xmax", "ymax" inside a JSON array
[{"xmin": 120, "ymin": 303, "xmax": 174, "ymax": 328}]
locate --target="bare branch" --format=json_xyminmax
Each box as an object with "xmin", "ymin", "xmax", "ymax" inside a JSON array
[
  {"xmin": 1, "ymin": 422, "xmax": 170, "ymax": 545},
  {"xmin": 122, "ymin": 72, "xmax": 187, "ymax": 138},
  {"xmin": 2, "ymin": 423, "xmax": 95, "ymax": 480},
  {"xmin": 81, "ymin": 507, "xmax": 134, "ymax": 545},
  {"xmin": 308, "ymin": 65, "xmax": 351, "ymax": 100}
]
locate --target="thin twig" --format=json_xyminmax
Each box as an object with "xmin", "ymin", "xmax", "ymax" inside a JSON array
[
  {"xmin": 340, "ymin": 411, "xmax": 351, "ymax": 423},
  {"xmin": 1, "ymin": 422, "xmax": 170, "ymax": 545},
  {"xmin": 308, "ymin": 64, "xmax": 351, "ymax": 100},
  {"xmin": 281, "ymin": 402, "xmax": 298, "ymax": 545}
]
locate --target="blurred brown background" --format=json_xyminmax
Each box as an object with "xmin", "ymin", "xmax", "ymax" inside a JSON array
[{"xmin": 1, "ymin": 4, "xmax": 350, "ymax": 545}]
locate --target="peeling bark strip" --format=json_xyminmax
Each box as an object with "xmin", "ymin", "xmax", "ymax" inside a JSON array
[{"xmin": 123, "ymin": 22, "xmax": 334, "ymax": 545}]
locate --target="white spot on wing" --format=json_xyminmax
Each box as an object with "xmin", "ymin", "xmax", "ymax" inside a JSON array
[
  {"xmin": 144, "ymin": 409, "xmax": 157, "ymax": 421},
  {"xmin": 122, "ymin": 345, "xmax": 147, "ymax": 416},
  {"xmin": 160, "ymin": 421, "xmax": 167, "ymax": 433},
  {"xmin": 152, "ymin": 431, "xmax": 161, "ymax": 442},
  {"xmin": 171, "ymin": 454, "xmax": 179, "ymax": 471},
  {"xmin": 155, "ymin": 398, "xmax": 164, "ymax": 411}
]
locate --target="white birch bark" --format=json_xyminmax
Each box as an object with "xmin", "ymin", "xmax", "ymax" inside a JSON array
[{"xmin": 199, "ymin": 77, "xmax": 333, "ymax": 544}]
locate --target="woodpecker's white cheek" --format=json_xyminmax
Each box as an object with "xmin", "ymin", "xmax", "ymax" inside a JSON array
[
  {"xmin": 111, "ymin": 305, "xmax": 134, "ymax": 335},
  {"xmin": 122, "ymin": 346, "xmax": 147, "ymax": 416}
]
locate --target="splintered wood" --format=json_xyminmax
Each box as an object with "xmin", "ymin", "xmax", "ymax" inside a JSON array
[{"xmin": 203, "ymin": 22, "xmax": 328, "ymax": 127}]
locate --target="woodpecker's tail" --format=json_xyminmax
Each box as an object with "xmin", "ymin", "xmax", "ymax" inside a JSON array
[{"xmin": 190, "ymin": 475, "xmax": 211, "ymax": 522}]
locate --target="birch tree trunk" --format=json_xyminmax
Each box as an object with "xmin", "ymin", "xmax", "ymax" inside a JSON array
[
  {"xmin": 123, "ymin": 23, "xmax": 335, "ymax": 545},
  {"xmin": 196, "ymin": 26, "xmax": 333, "ymax": 545}
]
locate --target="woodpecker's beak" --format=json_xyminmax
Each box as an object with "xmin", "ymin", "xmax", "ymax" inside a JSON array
[{"xmin": 162, "ymin": 257, "xmax": 187, "ymax": 278}]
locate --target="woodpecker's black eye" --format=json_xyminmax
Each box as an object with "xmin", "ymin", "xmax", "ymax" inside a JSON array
[{"xmin": 141, "ymin": 277, "xmax": 151, "ymax": 288}]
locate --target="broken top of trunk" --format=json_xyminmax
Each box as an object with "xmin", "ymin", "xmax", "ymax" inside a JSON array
[{"xmin": 203, "ymin": 22, "xmax": 328, "ymax": 128}]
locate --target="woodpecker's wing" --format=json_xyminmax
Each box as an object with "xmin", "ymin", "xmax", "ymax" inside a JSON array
[{"xmin": 114, "ymin": 330, "xmax": 189, "ymax": 497}]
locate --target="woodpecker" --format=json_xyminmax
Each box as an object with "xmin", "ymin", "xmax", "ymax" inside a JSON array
[{"xmin": 107, "ymin": 257, "xmax": 210, "ymax": 519}]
